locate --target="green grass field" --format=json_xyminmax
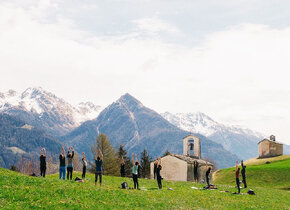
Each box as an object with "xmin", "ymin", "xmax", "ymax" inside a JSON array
[{"xmin": 0, "ymin": 157, "xmax": 289, "ymax": 209}]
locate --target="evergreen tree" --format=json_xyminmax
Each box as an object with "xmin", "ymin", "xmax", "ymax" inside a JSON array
[
  {"xmin": 91, "ymin": 133, "xmax": 119, "ymax": 175},
  {"xmin": 140, "ymin": 149, "xmax": 151, "ymax": 178},
  {"xmin": 118, "ymin": 144, "xmax": 132, "ymax": 177}
]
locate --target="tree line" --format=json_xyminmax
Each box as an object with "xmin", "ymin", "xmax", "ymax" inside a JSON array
[{"xmin": 90, "ymin": 133, "xmax": 151, "ymax": 178}]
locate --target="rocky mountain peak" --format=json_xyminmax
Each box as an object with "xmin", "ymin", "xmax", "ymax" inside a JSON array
[{"xmin": 117, "ymin": 93, "xmax": 143, "ymax": 110}]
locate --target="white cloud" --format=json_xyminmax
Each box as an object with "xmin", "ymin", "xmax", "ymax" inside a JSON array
[
  {"xmin": 1, "ymin": 2, "xmax": 290, "ymax": 145},
  {"xmin": 132, "ymin": 17, "xmax": 182, "ymax": 36}
]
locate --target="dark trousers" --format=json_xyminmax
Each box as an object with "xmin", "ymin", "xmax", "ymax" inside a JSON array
[
  {"xmin": 121, "ymin": 171, "xmax": 125, "ymax": 177},
  {"xmin": 82, "ymin": 166, "xmax": 86, "ymax": 179},
  {"xmin": 67, "ymin": 167, "xmax": 73, "ymax": 180},
  {"xmin": 236, "ymin": 178, "xmax": 240, "ymax": 193},
  {"xmin": 157, "ymin": 176, "xmax": 162, "ymax": 189},
  {"xmin": 40, "ymin": 166, "xmax": 46, "ymax": 177},
  {"xmin": 206, "ymin": 175, "xmax": 210, "ymax": 187},
  {"xmin": 132, "ymin": 174, "xmax": 139, "ymax": 189},
  {"xmin": 242, "ymin": 176, "xmax": 247, "ymax": 188},
  {"xmin": 95, "ymin": 172, "xmax": 102, "ymax": 184},
  {"xmin": 194, "ymin": 170, "xmax": 198, "ymax": 182}
]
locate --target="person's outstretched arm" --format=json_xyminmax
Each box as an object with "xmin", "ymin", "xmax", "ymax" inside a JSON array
[
  {"xmin": 236, "ymin": 160, "xmax": 239, "ymax": 171},
  {"xmin": 241, "ymin": 160, "xmax": 244, "ymax": 167},
  {"xmin": 40, "ymin": 148, "xmax": 43, "ymax": 156},
  {"xmin": 135, "ymin": 153, "xmax": 138, "ymax": 164},
  {"xmin": 158, "ymin": 157, "xmax": 161, "ymax": 166},
  {"xmin": 71, "ymin": 147, "xmax": 74, "ymax": 158},
  {"xmin": 132, "ymin": 153, "xmax": 134, "ymax": 165},
  {"xmin": 43, "ymin": 148, "xmax": 46, "ymax": 157},
  {"xmin": 99, "ymin": 149, "xmax": 103, "ymax": 160}
]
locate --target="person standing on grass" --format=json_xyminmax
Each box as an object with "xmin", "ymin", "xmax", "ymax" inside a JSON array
[
  {"xmin": 153, "ymin": 157, "xmax": 157, "ymax": 179},
  {"xmin": 67, "ymin": 146, "xmax": 74, "ymax": 180},
  {"xmin": 193, "ymin": 160, "xmax": 199, "ymax": 182},
  {"xmin": 236, "ymin": 160, "xmax": 240, "ymax": 194},
  {"xmin": 241, "ymin": 160, "xmax": 247, "ymax": 188},
  {"xmin": 82, "ymin": 152, "xmax": 87, "ymax": 180},
  {"xmin": 95, "ymin": 149, "xmax": 103, "ymax": 187},
  {"xmin": 40, "ymin": 148, "xmax": 46, "ymax": 177},
  {"xmin": 156, "ymin": 157, "xmax": 162, "ymax": 189},
  {"xmin": 59, "ymin": 147, "xmax": 66, "ymax": 180},
  {"xmin": 120, "ymin": 157, "xmax": 125, "ymax": 177},
  {"xmin": 132, "ymin": 153, "xmax": 139, "ymax": 189},
  {"xmin": 205, "ymin": 161, "xmax": 211, "ymax": 187}
]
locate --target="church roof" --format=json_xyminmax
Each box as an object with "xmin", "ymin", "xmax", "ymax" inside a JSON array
[{"xmin": 258, "ymin": 139, "xmax": 283, "ymax": 145}]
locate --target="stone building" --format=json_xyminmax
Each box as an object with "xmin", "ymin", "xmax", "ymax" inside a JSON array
[
  {"xmin": 258, "ymin": 135, "xmax": 283, "ymax": 158},
  {"xmin": 150, "ymin": 134, "xmax": 213, "ymax": 182}
]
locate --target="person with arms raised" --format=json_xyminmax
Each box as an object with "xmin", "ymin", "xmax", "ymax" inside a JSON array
[
  {"xmin": 95, "ymin": 149, "xmax": 103, "ymax": 187},
  {"xmin": 82, "ymin": 152, "xmax": 87, "ymax": 180},
  {"xmin": 59, "ymin": 147, "xmax": 66, "ymax": 180},
  {"xmin": 67, "ymin": 146, "xmax": 74, "ymax": 180},
  {"xmin": 132, "ymin": 153, "xmax": 139, "ymax": 190},
  {"xmin": 40, "ymin": 148, "xmax": 46, "ymax": 177}
]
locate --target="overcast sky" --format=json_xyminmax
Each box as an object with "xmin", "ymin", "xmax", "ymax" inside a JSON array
[{"xmin": 1, "ymin": 0, "xmax": 290, "ymax": 144}]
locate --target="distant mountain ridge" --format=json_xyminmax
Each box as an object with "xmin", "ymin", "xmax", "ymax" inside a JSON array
[
  {"xmin": 0, "ymin": 87, "xmax": 102, "ymax": 136},
  {"xmin": 0, "ymin": 114, "xmax": 62, "ymax": 168},
  {"xmin": 62, "ymin": 93, "xmax": 239, "ymax": 168},
  {"xmin": 161, "ymin": 112, "xmax": 265, "ymax": 160}
]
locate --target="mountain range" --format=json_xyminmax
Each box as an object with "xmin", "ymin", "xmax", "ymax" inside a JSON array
[
  {"xmin": 62, "ymin": 93, "xmax": 238, "ymax": 168},
  {"xmin": 161, "ymin": 112, "xmax": 264, "ymax": 160},
  {"xmin": 0, "ymin": 87, "xmax": 102, "ymax": 136},
  {"xmin": 1, "ymin": 87, "xmax": 288, "ymax": 169}
]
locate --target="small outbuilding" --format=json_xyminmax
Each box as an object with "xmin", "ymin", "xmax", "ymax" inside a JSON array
[
  {"xmin": 150, "ymin": 134, "xmax": 213, "ymax": 182},
  {"xmin": 258, "ymin": 135, "xmax": 283, "ymax": 158}
]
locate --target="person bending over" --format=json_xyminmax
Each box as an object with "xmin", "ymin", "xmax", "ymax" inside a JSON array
[
  {"xmin": 132, "ymin": 153, "xmax": 139, "ymax": 189},
  {"xmin": 205, "ymin": 161, "xmax": 212, "ymax": 187},
  {"xmin": 82, "ymin": 152, "xmax": 87, "ymax": 180},
  {"xmin": 156, "ymin": 157, "xmax": 162, "ymax": 189},
  {"xmin": 67, "ymin": 146, "xmax": 74, "ymax": 180},
  {"xmin": 59, "ymin": 147, "xmax": 66, "ymax": 180},
  {"xmin": 40, "ymin": 148, "xmax": 46, "ymax": 177},
  {"xmin": 95, "ymin": 149, "xmax": 103, "ymax": 187},
  {"xmin": 236, "ymin": 160, "xmax": 240, "ymax": 194}
]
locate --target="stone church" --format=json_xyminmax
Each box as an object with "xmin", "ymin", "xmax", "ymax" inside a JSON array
[
  {"xmin": 258, "ymin": 135, "xmax": 283, "ymax": 158},
  {"xmin": 150, "ymin": 134, "xmax": 213, "ymax": 182}
]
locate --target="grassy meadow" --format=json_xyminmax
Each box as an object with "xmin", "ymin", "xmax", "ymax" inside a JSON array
[{"xmin": 0, "ymin": 156, "xmax": 289, "ymax": 209}]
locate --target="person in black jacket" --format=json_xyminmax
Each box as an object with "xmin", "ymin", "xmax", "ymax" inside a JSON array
[
  {"xmin": 156, "ymin": 157, "xmax": 162, "ymax": 189},
  {"xmin": 153, "ymin": 157, "xmax": 157, "ymax": 179},
  {"xmin": 40, "ymin": 148, "xmax": 46, "ymax": 177},
  {"xmin": 241, "ymin": 160, "xmax": 247, "ymax": 188},
  {"xmin": 193, "ymin": 160, "xmax": 199, "ymax": 182}
]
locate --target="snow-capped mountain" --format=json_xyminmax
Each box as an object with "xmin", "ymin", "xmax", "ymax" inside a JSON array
[
  {"xmin": 0, "ymin": 87, "xmax": 102, "ymax": 135},
  {"xmin": 63, "ymin": 93, "xmax": 238, "ymax": 168},
  {"xmin": 161, "ymin": 112, "xmax": 265, "ymax": 160}
]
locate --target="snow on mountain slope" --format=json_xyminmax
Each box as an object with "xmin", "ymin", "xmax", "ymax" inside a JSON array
[
  {"xmin": 161, "ymin": 112, "xmax": 265, "ymax": 160},
  {"xmin": 0, "ymin": 87, "xmax": 102, "ymax": 134}
]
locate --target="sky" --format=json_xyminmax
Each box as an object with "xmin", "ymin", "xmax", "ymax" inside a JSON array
[{"xmin": 1, "ymin": 0, "xmax": 290, "ymax": 144}]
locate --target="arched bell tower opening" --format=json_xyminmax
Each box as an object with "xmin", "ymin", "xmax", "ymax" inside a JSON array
[{"xmin": 183, "ymin": 134, "xmax": 201, "ymax": 159}]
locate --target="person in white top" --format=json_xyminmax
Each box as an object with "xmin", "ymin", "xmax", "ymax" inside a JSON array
[{"xmin": 82, "ymin": 152, "xmax": 87, "ymax": 180}]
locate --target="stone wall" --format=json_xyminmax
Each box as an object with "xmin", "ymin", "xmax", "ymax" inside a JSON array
[
  {"xmin": 150, "ymin": 155, "xmax": 187, "ymax": 181},
  {"xmin": 258, "ymin": 140, "xmax": 283, "ymax": 158}
]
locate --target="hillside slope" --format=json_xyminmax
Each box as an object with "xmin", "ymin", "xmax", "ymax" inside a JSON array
[
  {"xmin": 0, "ymin": 114, "xmax": 62, "ymax": 169},
  {"xmin": 214, "ymin": 155, "xmax": 290, "ymax": 189},
  {"xmin": 0, "ymin": 168, "xmax": 289, "ymax": 209}
]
